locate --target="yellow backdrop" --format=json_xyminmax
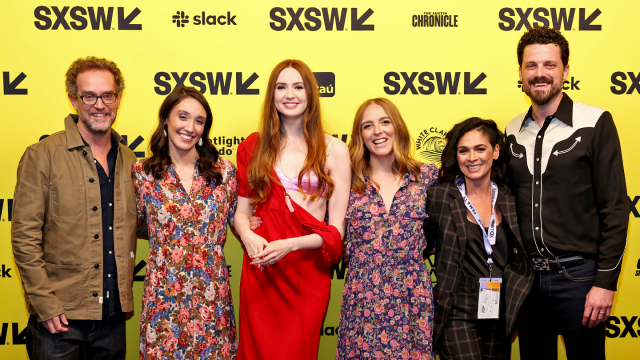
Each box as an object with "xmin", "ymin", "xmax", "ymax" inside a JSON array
[{"xmin": 1, "ymin": 1, "xmax": 638, "ymax": 359}]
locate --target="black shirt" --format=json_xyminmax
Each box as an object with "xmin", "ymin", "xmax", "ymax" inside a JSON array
[
  {"xmin": 505, "ymin": 93, "xmax": 628, "ymax": 291},
  {"xmin": 83, "ymin": 133, "xmax": 122, "ymax": 316},
  {"xmin": 463, "ymin": 220, "xmax": 515, "ymax": 279}
]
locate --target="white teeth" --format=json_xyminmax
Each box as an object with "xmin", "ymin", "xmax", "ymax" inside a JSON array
[
  {"xmin": 93, "ymin": 114, "xmax": 106, "ymax": 117},
  {"xmin": 468, "ymin": 165, "xmax": 481, "ymax": 170},
  {"xmin": 373, "ymin": 139, "xmax": 387, "ymax": 145},
  {"xmin": 179, "ymin": 134, "xmax": 193, "ymax": 140}
]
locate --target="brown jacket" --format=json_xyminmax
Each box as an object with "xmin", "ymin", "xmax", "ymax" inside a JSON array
[
  {"xmin": 11, "ymin": 114, "xmax": 138, "ymax": 321},
  {"xmin": 425, "ymin": 182, "xmax": 534, "ymax": 346}
]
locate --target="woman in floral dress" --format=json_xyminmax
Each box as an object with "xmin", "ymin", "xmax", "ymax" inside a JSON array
[
  {"xmin": 336, "ymin": 98, "xmax": 437, "ymax": 360},
  {"xmin": 134, "ymin": 86, "xmax": 237, "ymax": 359}
]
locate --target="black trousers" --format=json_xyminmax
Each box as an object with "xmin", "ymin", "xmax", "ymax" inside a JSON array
[
  {"xmin": 26, "ymin": 314, "xmax": 126, "ymax": 360},
  {"xmin": 516, "ymin": 259, "xmax": 605, "ymax": 360}
]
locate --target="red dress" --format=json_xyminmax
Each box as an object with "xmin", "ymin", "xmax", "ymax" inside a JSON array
[{"xmin": 236, "ymin": 133, "xmax": 343, "ymax": 360}]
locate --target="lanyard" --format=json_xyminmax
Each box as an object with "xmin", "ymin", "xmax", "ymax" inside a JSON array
[{"xmin": 456, "ymin": 178, "xmax": 498, "ymax": 266}]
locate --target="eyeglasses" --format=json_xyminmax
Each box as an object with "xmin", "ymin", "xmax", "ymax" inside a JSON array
[{"xmin": 75, "ymin": 93, "xmax": 119, "ymax": 105}]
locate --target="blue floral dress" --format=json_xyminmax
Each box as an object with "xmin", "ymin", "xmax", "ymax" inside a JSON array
[
  {"xmin": 336, "ymin": 163, "xmax": 438, "ymax": 360},
  {"xmin": 133, "ymin": 158, "xmax": 238, "ymax": 360}
]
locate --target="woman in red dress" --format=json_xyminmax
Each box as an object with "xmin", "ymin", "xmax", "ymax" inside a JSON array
[{"xmin": 234, "ymin": 59, "xmax": 351, "ymax": 359}]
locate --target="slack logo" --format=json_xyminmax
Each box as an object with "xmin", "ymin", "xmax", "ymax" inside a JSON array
[
  {"xmin": 171, "ymin": 11, "xmax": 237, "ymax": 27},
  {"xmin": 498, "ymin": 8, "xmax": 601, "ymax": 31},
  {"xmin": 154, "ymin": 72, "xmax": 259, "ymax": 95},
  {"xmin": 610, "ymin": 72, "xmax": 640, "ymax": 95},
  {"xmin": 517, "ymin": 77, "xmax": 580, "ymax": 91},
  {"xmin": 34, "ymin": 6, "xmax": 142, "ymax": 30},
  {"xmin": 384, "ymin": 72, "xmax": 487, "ymax": 95},
  {"xmin": 314, "ymin": 72, "xmax": 335, "ymax": 97},
  {"xmin": 270, "ymin": 7, "xmax": 374, "ymax": 31}
]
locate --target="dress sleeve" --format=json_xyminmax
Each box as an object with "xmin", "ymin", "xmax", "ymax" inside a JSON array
[
  {"xmin": 423, "ymin": 186, "xmax": 439, "ymax": 255},
  {"xmin": 132, "ymin": 162, "xmax": 149, "ymax": 239},
  {"xmin": 321, "ymin": 225, "xmax": 344, "ymax": 266},
  {"xmin": 225, "ymin": 160, "xmax": 239, "ymax": 228},
  {"xmin": 236, "ymin": 133, "xmax": 257, "ymax": 198}
]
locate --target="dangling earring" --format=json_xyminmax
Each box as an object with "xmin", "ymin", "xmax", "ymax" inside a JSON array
[
  {"xmin": 163, "ymin": 129, "xmax": 167, "ymax": 137},
  {"xmin": 198, "ymin": 137, "xmax": 203, "ymax": 146}
]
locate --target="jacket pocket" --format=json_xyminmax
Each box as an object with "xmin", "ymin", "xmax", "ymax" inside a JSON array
[
  {"xmin": 125, "ymin": 179, "xmax": 137, "ymax": 216},
  {"xmin": 44, "ymin": 264, "xmax": 84, "ymax": 307},
  {"xmin": 50, "ymin": 181, "xmax": 85, "ymax": 220}
]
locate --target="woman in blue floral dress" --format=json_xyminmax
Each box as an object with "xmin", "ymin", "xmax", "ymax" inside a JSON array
[
  {"xmin": 134, "ymin": 86, "xmax": 237, "ymax": 359},
  {"xmin": 336, "ymin": 98, "xmax": 437, "ymax": 360}
]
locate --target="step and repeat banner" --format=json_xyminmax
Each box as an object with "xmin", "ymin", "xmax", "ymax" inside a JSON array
[{"xmin": 1, "ymin": 1, "xmax": 639, "ymax": 359}]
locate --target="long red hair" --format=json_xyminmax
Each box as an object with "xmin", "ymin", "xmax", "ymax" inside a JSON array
[{"xmin": 246, "ymin": 59, "xmax": 333, "ymax": 204}]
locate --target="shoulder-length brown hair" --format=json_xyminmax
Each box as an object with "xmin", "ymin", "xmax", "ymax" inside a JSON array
[
  {"xmin": 246, "ymin": 59, "xmax": 333, "ymax": 204},
  {"xmin": 349, "ymin": 98, "xmax": 422, "ymax": 193},
  {"xmin": 438, "ymin": 117, "xmax": 508, "ymax": 185},
  {"xmin": 143, "ymin": 86, "xmax": 222, "ymax": 185}
]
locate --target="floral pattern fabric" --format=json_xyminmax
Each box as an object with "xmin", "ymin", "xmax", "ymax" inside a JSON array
[
  {"xmin": 133, "ymin": 158, "xmax": 238, "ymax": 360},
  {"xmin": 337, "ymin": 163, "xmax": 438, "ymax": 360}
]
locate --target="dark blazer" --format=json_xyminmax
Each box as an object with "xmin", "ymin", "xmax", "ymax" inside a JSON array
[{"xmin": 424, "ymin": 182, "xmax": 534, "ymax": 346}]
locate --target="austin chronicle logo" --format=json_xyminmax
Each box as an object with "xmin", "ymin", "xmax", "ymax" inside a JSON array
[
  {"xmin": 412, "ymin": 12, "xmax": 458, "ymax": 27},
  {"xmin": 416, "ymin": 127, "xmax": 447, "ymax": 166}
]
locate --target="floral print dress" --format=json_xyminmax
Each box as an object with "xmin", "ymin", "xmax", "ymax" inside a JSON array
[
  {"xmin": 336, "ymin": 163, "xmax": 438, "ymax": 360},
  {"xmin": 133, "ymin": 158, "xmax": 238, "ymax": 360}
]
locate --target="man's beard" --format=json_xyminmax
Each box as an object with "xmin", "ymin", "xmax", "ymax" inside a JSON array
[
  {"xmin": 523, "ymin": 76, "xmax": 563, "ymax": 106},
  {"xmin": 79, "ymin": 113, "xmax": 115, "ymax": 134}
]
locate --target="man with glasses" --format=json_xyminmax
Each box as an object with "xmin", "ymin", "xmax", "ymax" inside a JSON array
[{"xmin": 11, "ymin": 56, "xmax": 138, "ymax": 359}]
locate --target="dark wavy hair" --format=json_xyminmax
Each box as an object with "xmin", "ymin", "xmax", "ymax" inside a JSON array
[
  {"xmin": 517, "ymin": 26, "xmax": 569, "ymax": 67},
  {"xmin": 438, "ymin": 117, "xmax": 508, "ymax": 185},
  {"xmin": 143, "ymin": 86, "xmax": 222, "ymax": 185}
]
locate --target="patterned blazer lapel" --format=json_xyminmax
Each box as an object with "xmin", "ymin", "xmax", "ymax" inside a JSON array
[{"xmin": 447, "ymin": 184, "xmax": 468, "ymax": 256}]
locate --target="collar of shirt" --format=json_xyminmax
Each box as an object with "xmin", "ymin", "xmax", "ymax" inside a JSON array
[
  {"xmin": 364, "ymin": 167, "xmax": 419, "ymax": 192},
  {"xmin": 519, "ymin": 92, "xmax": 574, "ymax": 131}
]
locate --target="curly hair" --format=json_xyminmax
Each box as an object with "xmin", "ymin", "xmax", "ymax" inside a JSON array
[
  {"xmin": 143, "ymin": 86, "xmax": 222, "ymax": 186},
  {"xmin": 349, "ymin": 98, "xmax": 421, "ymax": 193},
  {"xmin": 517, "ymin": 27, "xmax": 569, "ymax": 67},
  {"xmin": 438, "ymin": 117, "xmax": 508, "ymax": 186},
  {"xmin": 65, "ymin": 56, "xmax": 125, "ymax": 94}
]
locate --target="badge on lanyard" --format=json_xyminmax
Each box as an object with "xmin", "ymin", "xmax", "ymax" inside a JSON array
[
  {"xmin": 478, "ymin": 278, "xmax": 501, "ymax": 319},
  {"xmin": 456, "ymin": 178, "xmax": 502, "ymax": 319}
]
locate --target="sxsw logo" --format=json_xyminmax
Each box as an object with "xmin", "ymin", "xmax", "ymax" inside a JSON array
[
  {"xmin": 630, "ymin": 196, "xmax": 639, "ymax": 218},
  {"xmin": 171, "ymin": 10, "xmax": 237, "ymax": 28},
  {"xmin": 270, "ymin": 7, "xmax": 374, "ymax": 31},
  {"xmin": 3, "ymin": 72, "xmax": 27, "ymax": 95},
  {"xmin": 517, "ymin": 77, "xmax": 580, "ymax": 91},
  {"xmin": 384, "ymin": 72, "xmax": 487, "ymax": 95},
  {"xmin": 0, "ymin": 323, "xmax": 27, "ymax": 345},
  {"xmin": 0, "ymin": 199, "xmax": 13, "ymax": 222},
  {"xmin": 498, "ymin": 8, "xmax": 601, "ymax": 31},
  {"xmin": 635, "ymin": 258, "xmax": 640, "ymax": 277},
  {"xmin": 314, "ymin": 72, "xmax": 335, "ymax": 97},
  {"xmin": 34, "ymin": 6, "xmax": 141, "ymax": 30},
  {"xmin": 610, "ymin": 72, "xmax": 640, "ymax": 95},
  {"xmin": 154, "ymin": 72, "xmax": 259, "ymax": 95},
  {"xmin": 606, "ymin": 316, "xmax": 640, "ymax": 338}
]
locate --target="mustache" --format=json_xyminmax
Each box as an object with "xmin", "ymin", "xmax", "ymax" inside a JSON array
[{"xmin": 528, "ymin": 76, "xmax": 554, "ymax": 86}]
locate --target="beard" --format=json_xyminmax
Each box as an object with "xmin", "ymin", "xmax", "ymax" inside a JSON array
[
  {"xmin": 523, "ymin": 76, "xmax": 563, "ymax": 106},
  {"xmin": 78, "ymin": 111, "xmax": 116, "ymax": 134}
]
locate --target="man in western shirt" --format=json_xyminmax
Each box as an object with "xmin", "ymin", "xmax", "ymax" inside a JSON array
[
  {"xmin": 505, "ymin": 27, "xmax": 628, "ymax": 360},
  {"xmin": 11, "ymin": 56, "xmax": 138, "ymax": 359}
]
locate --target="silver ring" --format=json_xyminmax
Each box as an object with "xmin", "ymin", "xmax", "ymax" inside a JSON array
[{"xmin": 599, "ymin": 312, "xmax": 605, "ymax": 315}]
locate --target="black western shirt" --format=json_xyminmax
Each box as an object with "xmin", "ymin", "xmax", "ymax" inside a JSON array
[
  {"xmin": 83, "ymin": 134, "xmax": 122, "ymax": 316},
  {"xmin": 505, "ymin": 93, "xmax": 628, "ymax": 291}
]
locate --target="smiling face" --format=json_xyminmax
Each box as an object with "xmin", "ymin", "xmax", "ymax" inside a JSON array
[
  {"xmin": 519, "ymin": 43, "xmax": 569, "ymax": 106},
  {"xmin": 457, "ymin": 128, "xmax": 500, "ymax": 184},
  {"xmin": 69, "ymin": 69, "xmax": 121, "ymax": 134},
  {"xmin": 360, "ymin": 103, "xmax": 396, "ymax": 162},
  {"xmin": 165, "ymin": 97, "xmax": 206, "ymax": 157},
  {"xmin": 274, "ymin": 67, "xmax": 308, "ymax": 122}
]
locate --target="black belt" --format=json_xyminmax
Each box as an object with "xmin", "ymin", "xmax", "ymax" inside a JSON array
[{"xmin": 531, "ymin": 254, "xmax": 589, "ymax": 271}]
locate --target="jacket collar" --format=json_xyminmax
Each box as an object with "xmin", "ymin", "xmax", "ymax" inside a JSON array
[
  {"xmin": 519, "ymin": 92, "xmax": 574, "ymax": 131},
  {"xmin": 64, "ymin": 114, "xmax": 126, "ymax": 150}
]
